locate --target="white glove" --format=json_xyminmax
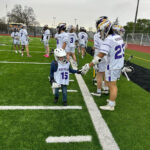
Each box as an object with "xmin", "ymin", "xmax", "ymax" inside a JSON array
[
  {"xmin": 52, "ymin": 82, "xmax": 61, "ymax": 88},
  {"xmin": 93, "ymin": 64, "xmax": 98, "ymax": 71},
  {"xmin": 81, "ymin": 63, "xmax": 90, "ymax": 75},
  {"xmin": 122, "ymin": 66, "xmax": 133, "ymax": 73}
]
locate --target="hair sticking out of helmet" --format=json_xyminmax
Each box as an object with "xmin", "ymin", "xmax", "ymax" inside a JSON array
[
  {"xmin": 58, "ymin": 23, "xmax": 66, "ymax": 34},
  {"xmin": 54, "ymin": 48, "xmax": 67, "ymax": 64}
]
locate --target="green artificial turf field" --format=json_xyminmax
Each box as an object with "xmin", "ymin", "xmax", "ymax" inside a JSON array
[{"xmin": 0, "ymin": 35, "xmax": 150, "ymax": 150}]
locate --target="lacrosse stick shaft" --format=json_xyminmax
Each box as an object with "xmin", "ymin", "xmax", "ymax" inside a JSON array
[{"xmin": 124, "ymin": 71, "xmax": 130, "ymax": 81}]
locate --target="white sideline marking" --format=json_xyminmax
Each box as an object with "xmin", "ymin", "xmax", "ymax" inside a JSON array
[
  {"xmin": 70, "ymin": 60, "xmax": 120, "ymax": 150},
  {"xmin": 69, "ymin": 80, "xmax": 74, "ymax": 82},
  {"xmin": 0, "ymin": 61, "xmax": 50, "ymax": 65},
  {"xmin": 46, "ymin": 135, "xmax": 92, "ymax": 143},
  {"xmin": 59, "ymin": 89, "xmax": 78, "ymax": 92},
  {"xmin": 0, "ymin": 106, "xmax": 82, "ymax": 110}
]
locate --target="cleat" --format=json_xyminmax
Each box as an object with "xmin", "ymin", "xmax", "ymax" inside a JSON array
[
  {"xmin": 21, "ymin": 53, "xmax": 24, "ymax": 57},
  {"xmin": 27, "ymin": 55, "xmax": 32, "ymax": 57},
  {"xmin": 101, "ymin": 90, "xmax": 109, "ymax": 94},
  {"xmin": 99, "ymin": 104, "xmax": 115, "ymax": 111},
  {"xmin": 91, "ymin": 92, "xmax": 101, "ymax": 97},
  {"xmin": 15, "ymin": 50, "xmax": 18, "ymax": 53}
]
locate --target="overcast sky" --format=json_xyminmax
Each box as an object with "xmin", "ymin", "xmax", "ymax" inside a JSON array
[{"xmin": 0, "ymin": 0, "xmax": 150, "ymax": 30}]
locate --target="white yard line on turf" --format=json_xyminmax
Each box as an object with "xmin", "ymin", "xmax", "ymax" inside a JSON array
[
  {"xmin": 0, "ymin": 49, "xmax": 45, "ymax": 53},
  {"xmin": 0, "ymin": 61, "xmax": 50, "ymax": 65},
  {"xmin": 0, "ymin": 106, "xmax": 82, "ymax": 110},
  {"xmin": 70, "ymin": 60, "xmax": 120, "ymax": 150},
  {"xmin": 46, "ymin": 135, "xmax": 92, "ymax": 143},
  {"xmin": 59, "ymin": 90, "xmax": 78, "ymax": 92}
]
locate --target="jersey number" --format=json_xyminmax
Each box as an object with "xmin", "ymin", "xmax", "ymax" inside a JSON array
[
  {"xmin": 115, "ymin": 44, "xmax": 125, "ymax": 59},
  {"xmin": 70, "ymin": 37, "xmax": 73, "ymax": 43},
  {"xmin": 61, "ymin": 72, "xmax": 68, "ymax": 80},
  {"xmin": 81, "ymin": 35, "xmax": 84, "ymax": 39}
]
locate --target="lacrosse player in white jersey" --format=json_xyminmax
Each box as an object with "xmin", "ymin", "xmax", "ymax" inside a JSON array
[
  {"xmin": 91, "ymin": 16, "xmax": 109, "ymax": 96},
  {"xmin": 80, "ymin": 17, "xmax": 125, "ymax": 111},
  {"xmin": 19, "ymin": 24, "xmax": 31, "ymax": 57},
  {"xmin": 78, "ymin": 27, "xmax": 88, "ymax": 58},
  {"xmin": 11, "ymin": 28, "xmax": 21, "ymax": 53},
  {"xmin": 49, "ymin": 48, "xmax": 81, "ymax": 106},
  {"xmin": 42, "ymin": 25, "xmax": 50, "ymax": 58},
  {"xmin": 56, "ymin": 23, "xmax": 68, "ymax": 50},
  {"xmin": 66, "ymin": 25, "xmax": 78, "ymax": 67}
]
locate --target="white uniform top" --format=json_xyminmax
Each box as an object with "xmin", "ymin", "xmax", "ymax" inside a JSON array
[
  {"xmin": 54, "ymin": 33, "xmax": 58, "ymax": 39},
  {"xmin": 56, "ymin": 32, "xmax": 68, "ymax": 49},
  {"xmin": 94, "ymin": 32, "xmax": 107, "ymax": 63},
  {"xmin": 19, "ymin": 29, "xmax": 28, "ymax": 41},
  {"xmin": 100, "ymin": 34, "xmax": 125, "ymax": 70},
  {"xmin": 54, "ymin": 61, "xmax": 70, "ymax": 85},
  {"xmin": 67, "ymin": 32, "xmax": 78, "ymax": 48},
  {"xmin": 11, "ymin": 32, "xmax": 20, "ymax": 40},
  {"xmin": 43, "ymin": 29, "xmax": 50, "ymax": 41},
  {"xmin": 78, "ymin": 32, "xmax": 88, "ymax": 45}
]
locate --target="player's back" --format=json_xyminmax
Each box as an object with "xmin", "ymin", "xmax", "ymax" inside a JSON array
[
  {"xmin": 19, "ymin": 29, "xmax": 28, "ymax": 41},
  {"xmin": 56, "ymin": 32, "xmax": 68, "ymax": 48},
  {"xmin": 67, "ymin": 32, "xmax": 77, "ymax": 48},
  {"xmin": 101, "ymin": 34, "xmax": 124, "ymax": 70},
  {"xmin": 78, "ymin": 32, "xmax": 88, "ymax": 44}
]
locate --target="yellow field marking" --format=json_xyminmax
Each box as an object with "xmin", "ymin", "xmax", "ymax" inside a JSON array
[{"xmin": 126, "ymin": 53, "xmax": 150, "ymax": 63}]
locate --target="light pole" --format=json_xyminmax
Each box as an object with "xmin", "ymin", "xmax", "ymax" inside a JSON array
[
  {"xmin": 74, "ymin": 18, "xmax": 77, "ymax": 26},
  {"xmin": 133, "ymin": 0, "xmax": 140, "ymax": 34},
  {"xmin": 53, "ymin": 17, "xmax": 56, "ymax": 27}
]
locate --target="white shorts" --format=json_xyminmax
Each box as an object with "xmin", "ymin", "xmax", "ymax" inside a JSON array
[
  {"xmin": 97, "ymin": 61, "xmax": 107, "ymax": 72},
  {"xmin": 13, "ymin": 40, "xmax": 20, "ymax": 45},
  {"xmin": 21, "ymin": 40, "xmax": 28, "ymax": 46},
  {"xmin": 66, "ymin": 47, "xmax": 75, "ymax": 53},
  {"xmin": 79, "ymin": 42, "xmax": 86, "ymax": 48},
  {"xmin": 105, "ymin": 69, "xmax": 122, "ymax": 82},
  {"xmin": 43, "ymin": 40, "xmax": 49, "ymax": 46}
]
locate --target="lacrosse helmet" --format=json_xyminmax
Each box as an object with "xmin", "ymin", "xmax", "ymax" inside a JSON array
[
  {"xmin": 80, "ymin": 27, "xmax": 86, "ymax": 32},
  {"xmin": 67, "ymin": 25, "xmax": 74, "ymax": 32},
  {"xmin": 43, "ymin": 24, "xmax": 48, "ymax": 30},
  {"xmin": 58, "ymin": 23, "xmax": 66, "ymax": 33},
  {"xmin": 112, "ymin": 25, "xmax": 125, "ymax": 37},
  {"xmin": 96, "ymin": 16, "xmax": 112, "ymax": 39},
  {"xmin": 54, "ymin": 48, "xmax": 67, "ymax": 64}
]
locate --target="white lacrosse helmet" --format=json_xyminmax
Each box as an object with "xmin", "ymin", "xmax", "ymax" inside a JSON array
[
  {"xmin": 112, "ymin": 25, "xmax": 125, "ymax": 37},
  {"xmin": 67, "ymin": 25, "xmax": 74, "ymax": 32},
  {"xmin": 96, "ymin": 17, "xmax": 112, "ymax": 40},
  {"xmin": 54, "ymin": 48, "xmax": 67, "ymax": 64}
]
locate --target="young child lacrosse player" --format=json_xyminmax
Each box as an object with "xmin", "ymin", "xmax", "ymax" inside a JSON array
[{"xmin": 49, "ymin": 48, "xmax": 81, "ymax": 106}]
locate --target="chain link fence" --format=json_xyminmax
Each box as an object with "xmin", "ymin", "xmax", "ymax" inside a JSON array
[{"xmin": 126, "ymin": 33, "xmax": 150, "ymax": 46}]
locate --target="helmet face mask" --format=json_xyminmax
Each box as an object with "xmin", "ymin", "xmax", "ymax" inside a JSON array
[
  {"xmin": 97, "ymin": 18, "xmax": 112, "ymax": 40},
  {"xmin": 54, "ymin": 48, "xmax": 67, "ymax": 64}
]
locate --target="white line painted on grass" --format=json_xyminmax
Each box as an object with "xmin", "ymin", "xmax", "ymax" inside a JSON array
[
  {"xmin": 0, "ymin": 61, "xmax": 50, "ymax": 65},
  {"xmin": 46, "ymin": 135, "xmax": 92, "ymax": 143},
  {"xmin": 69, "ymin": 80, "xmax": 74, "ymax": 82},
  {"xmin": 70, "ymin": 60, "xmax": 120, "ymax": 150},
  {"xmin": 59, "ymin": 89, "xmax": 78, "ymax": 92},
  {"xmin": 0, "ymin": 106, "xmax": 82, "ymax": 110}
]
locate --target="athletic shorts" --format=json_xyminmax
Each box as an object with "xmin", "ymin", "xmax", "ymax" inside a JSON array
[
  {"xmin": 105, "ymin": 69, "xmax": 122, "ymax": 82},
  {"xmin": 79, "ymin": 43, "xmax": 86, "ymax": 48},
  {"xmin": 21, "ymin": 40, "xmax": 28, "ymax": 46},
  {"xmin": 66, "ymin": 47, "xmax": 75, "ymax": 53},
  {"xmin": 97, "ymin": 61, "xmax": 107, "ymax": 72},
  {"xmin": 43, "ymin": 40, "xmax": 49, "ymax": 46},
  {"xmin": 13, "ymin": 40, "xmax": 20, "ymax": 45}
]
